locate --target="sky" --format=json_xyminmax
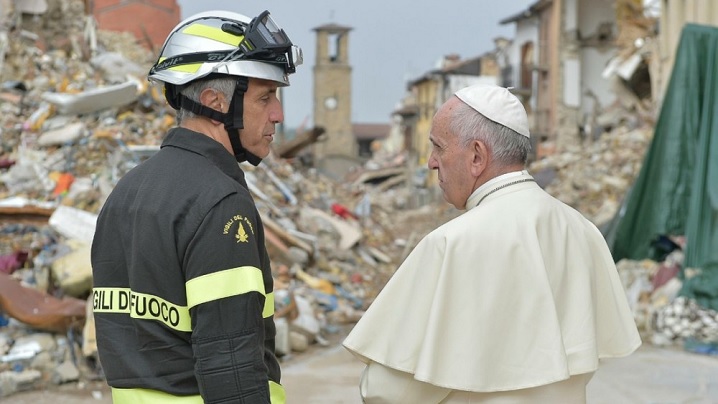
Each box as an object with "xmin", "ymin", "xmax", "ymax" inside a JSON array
[{"xmin": 177, "ymin": 0, "xmax": 536, "ymax": 129}]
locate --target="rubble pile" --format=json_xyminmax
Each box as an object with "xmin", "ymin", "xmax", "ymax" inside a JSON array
[
  {"xmin": 528, "ymin": 2, "xmax": 718, "ymax": 354},
  {"xmin": 0, "ymin": 7, "xmax": 165, "ymax": 398},
  {"xmin": 0, "ymin": 4, "xmax": 460, "ymax": 399},
  {"xmin": 530, "ymin": 123, "xmax": 653, "ymax": 227},
  {"xmin": 615, "ymin": 248, "xmax": 718, "ymax": 355},
  {"xmin": 529, "ymin": 3, "xmax": 658, "ymax": 225},
  {"xmin": 529, "ymin": 0, "xmax": 659, "ymax": 228},
  {"xmin": 530, "ymin": 117, "xmax": 717, "ymax": 354},
  {"xmin": 1, "ymin": 1, "xmax": 713, "ymax": 400}
]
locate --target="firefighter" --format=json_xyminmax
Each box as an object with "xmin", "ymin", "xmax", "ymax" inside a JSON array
[{"xmin": 91, "ymin": 9, "xmax": 302, "ymax": 403}]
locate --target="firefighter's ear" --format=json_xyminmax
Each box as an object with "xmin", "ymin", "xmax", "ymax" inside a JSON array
[{"xmin": 200, "ymin": 88, "xmax": 225, "ymax": 112}]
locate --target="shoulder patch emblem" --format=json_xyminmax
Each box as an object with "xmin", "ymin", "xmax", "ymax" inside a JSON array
[
  {"xmin": 236, "ymin": 222, "xmax": 249, "ymax": 243},
  {"xmin": 223, "ymin": 214, "xmax": 255, "ymax": 243}
]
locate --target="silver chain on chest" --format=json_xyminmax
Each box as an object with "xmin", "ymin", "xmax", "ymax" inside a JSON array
[{"xmin": 474, "ymin": 178, "xmax": 536, "ymax": 207}]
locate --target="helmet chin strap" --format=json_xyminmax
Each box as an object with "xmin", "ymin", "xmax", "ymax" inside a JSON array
[
  {"xmin": 225, "ymin": 77, "xmax": 263, "ymax": 166},
  {"xmin": 173, "ymin": 76, "xmax": 263, "ymax": 166}
]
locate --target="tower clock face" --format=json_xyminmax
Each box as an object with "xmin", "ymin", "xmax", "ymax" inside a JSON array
[{"xmin": 324, "ymin": 96, "xmax": 338, "ymax": 110}]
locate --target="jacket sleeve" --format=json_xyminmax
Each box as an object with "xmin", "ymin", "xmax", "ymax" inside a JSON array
[
  {"xmin": 360, "ymin": 361, "xmax": 451, "ymax": 403},
  {"xmin": 184, "ymin": 193, "xmax": 279, "ymax": 403}
]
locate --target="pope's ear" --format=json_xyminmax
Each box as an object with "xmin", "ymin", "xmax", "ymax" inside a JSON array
[{"xmin": 470, "ymin": 139, "xmax": 489, "ymax": 177}]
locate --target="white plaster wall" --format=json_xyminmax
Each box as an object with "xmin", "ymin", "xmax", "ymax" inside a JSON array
[
  {"xmin": 448, "ymin": 75, "xmax": 498, "ymax": 94},
  {"xmin": 519, "ymin": 21, "xmax": 539, "ymax": 59},
  {"xmin": 501, "ymin": 15, "xmax": 539, "ymax": 88},
  {"xmin": 515, "ymin": 17, "xmax": 540, "ymax": 109},
  {"xmin": 578, "ymin": 0, "xmax": 615, "ymax": 38},
  {"xmin": 501, "ymin": 38, "xmax": 518, "ymax": 86},
  {"xmin": 577, "ymin": 0, "xmax": 617, "ymax": 115},
  {"xmin": 580, "ymin": 47, "xmax": 615, "ymax": 115},
  {"xmin": 563, "ymin": 59, "xmax": 581, "ymax": 107},
  {"xmin": 565, "ymin": 0, "xmax": 578, "ymax": 32}
]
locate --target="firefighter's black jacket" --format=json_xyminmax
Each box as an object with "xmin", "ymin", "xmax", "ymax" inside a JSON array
[{"xmin": 91, "ymin": 127, "xmax": 280, "ymax": 403}]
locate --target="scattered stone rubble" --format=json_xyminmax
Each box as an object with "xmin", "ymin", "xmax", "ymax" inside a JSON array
[
  {"xmin": 529, "ymin": 123, "xmax": 654, "ymax": 227},
  {"xmin": 521, "ymin": 3, "xmax": 718, "ymax": 352},
  {"xmin": 528, "ymin": 104, "xmax": 718, "ymax": 355},
  {"xmin": 1, "ymin": 1, "xmax": 716, "ymax": 401}
]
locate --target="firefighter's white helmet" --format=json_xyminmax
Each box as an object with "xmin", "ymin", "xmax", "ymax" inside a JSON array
[{"xmin": 148, "ymin": 10, "xmax": 302, "ymax": 87}]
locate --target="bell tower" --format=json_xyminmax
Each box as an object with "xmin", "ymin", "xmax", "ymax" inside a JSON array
[{"xmin": 312, "ymin": 23, "xmax": 354, "ymax": 158}]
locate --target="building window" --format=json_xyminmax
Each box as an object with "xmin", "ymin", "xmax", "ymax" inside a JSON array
[{"xmin": 329, "ymin": 33, "xmax": 340, "ymax": 62}]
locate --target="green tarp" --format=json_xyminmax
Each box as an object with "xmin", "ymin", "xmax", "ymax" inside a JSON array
[{"xmin": 610, "ymin": 23, "xmax": 718, "ymax": 311}]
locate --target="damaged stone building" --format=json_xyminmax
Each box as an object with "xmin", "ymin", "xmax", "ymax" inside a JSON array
[{"xmin": 393, "ymin": 0, "xmax": 659, "ymax": 167}]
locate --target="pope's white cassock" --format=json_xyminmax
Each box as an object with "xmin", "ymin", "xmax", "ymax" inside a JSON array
[{"xmin": 343, "ymin": 170, "xmax": 641, "ymax": 403}]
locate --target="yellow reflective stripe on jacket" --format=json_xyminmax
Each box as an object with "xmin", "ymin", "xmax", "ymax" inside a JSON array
[
  {"xmin": 182, "ymin": 24, "xmax": 244, "ymax": 46},
  {"xmin": 113, "ymin": 383, "xmax": 283, "ymax": 403},
  {"xmin": 186, "ymin": 266, "xmax": 274, "ymax": 317},
  {"xmin": 270, "ymin": 381, "xmax": 286, "ymax": 404},
  {"xmin": 112, "ymin": 388, "xmax": 202, "ymax": 404},
  {"xmin": 263, "ymin": 291, "xmax": 275, "ymax": 318},
  {"xmin": 92, "ymin": 287, "xmax": 191, "ymax": 332}
]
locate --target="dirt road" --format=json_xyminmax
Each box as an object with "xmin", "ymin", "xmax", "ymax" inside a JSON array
[{"xmin": 4, "ymin": 342, "xmax": 718, "ymax": 403}]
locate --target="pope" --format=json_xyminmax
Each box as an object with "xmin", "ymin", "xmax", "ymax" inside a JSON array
[{"xmin": 343, "ymin": 84, "xmax": 641, "ymax": 403}]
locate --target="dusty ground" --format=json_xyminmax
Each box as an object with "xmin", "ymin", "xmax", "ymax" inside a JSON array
[
  {"xmin": 2, "ymin": 326, "xmax": 355, "ymax": 403},
  {"xmin": 7, "ymin": 324, "xmax": 718, "ymax": 404},
  {"xmin": 2, "ymin": 381, "xmax": 112, "ymax": 403}
]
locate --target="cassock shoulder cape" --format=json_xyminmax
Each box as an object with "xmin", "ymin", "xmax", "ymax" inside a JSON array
[{"xmin": 343, "ymin": 172, "xmax": 641, "ymax": 392}]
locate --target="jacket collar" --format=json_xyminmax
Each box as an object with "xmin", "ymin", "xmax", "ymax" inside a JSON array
[{"xmin": 161, "ymin": 127, "xmax": 248, "ymax": 187}]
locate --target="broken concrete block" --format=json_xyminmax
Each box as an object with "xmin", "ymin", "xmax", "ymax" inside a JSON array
[
  {"xmin": 300, "ymin": 207, "xmax": 362, "ymax": 250},
  {"xmin": 37, "ymin": 122, "xmax": 85, "ymax": 147},
  {"xmin": 90, "ymin": 52, "xmax": 146, "ymax": 83},
  {"xmin": 366, "ymin": 246, "xmax": 391, "ymax": 264},
  {"xmin": 289, "ymin": 331, "xmax": 308, "ymax": 352},
  {"xmin": 51, "ymin": 239, "xmax": 92, "ymax": 297},
  {"xmin": 8, "ymin": 333, "xmax": 56, "ymax": 358},
  {"xmin": 17, "ymin": 0, "xmax": 48, "ymax": 14},
  {"xmin": 48, "ymin": 205, "xmax": 97, "ymax": 244},
  {"xmin": 288, "ymin": 246, "xmax": 310, "ymax": 266},
  {"xmin": 30, "ymin": 351, "xmax": 54, "ymax": 372},
  {"xmin": 0, "ymin": 369, "xmax": 42, "ymax": 397},
  {"xmin": 52, "ymin": 360, "xmax": 80, "ymax": 385},
  {"xmin": 41, "ymin": 81, "xmax": 138, "ymax": 115}
]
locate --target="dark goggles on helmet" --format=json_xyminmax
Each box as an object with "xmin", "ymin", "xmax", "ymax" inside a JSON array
[
  {"xmin": 228, "ymin": 10, "xmax": 302, "ymax": 74},
  {"xmin": 150, "ymin": 10, "xmax": 302, "ymax": 76}
]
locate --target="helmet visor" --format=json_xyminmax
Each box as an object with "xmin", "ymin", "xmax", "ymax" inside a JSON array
[
  {"xmin": 239, "ymin": 10, "xmax": 302, "ymax": 73},
  {"xmin": 255, "ymin": 12, "xmax": 288, "ymax": 47}
]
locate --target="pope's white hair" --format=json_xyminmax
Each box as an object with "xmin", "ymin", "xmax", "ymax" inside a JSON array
[{"xmin": 449, "ymin": 98, "xmax": 531, "ymax": 166}]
